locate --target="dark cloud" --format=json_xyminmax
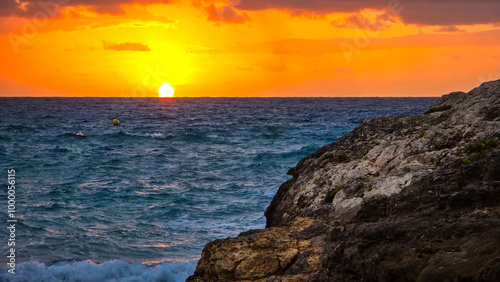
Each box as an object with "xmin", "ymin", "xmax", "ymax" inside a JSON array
[
  {"xmin": 206, "ymin": 4, "xmax": 250, "ymax": 24},
  {"xmin": 331, "ymin": 11, "xmax": 399, "ymax": 31},
  {"xmin": 0, "ymin": 0, "xmax": 171, "ymax": 17},
  {"xmin": 0, "ymin": 0, "xmax": 250, "ymax": 26},
  {"xmin": 236, "ymin": 0, "xmax": 384, "ymax": 12},
  {"xmin": 2, "ymin": 0, "xmax": 500, "ymax": 26},
  {"xmin": 398, "ymin": 2, "xmax": 500, "ymax": 26},
  {"xmin": 103, "ymin": 41, "xmax": 151, "ymax": 51},
  {"xmin": 235, "ymin": 0, "xmax": 500, "ymax": 26},
  {"xmin": 0, "ymin": 1, "xmax": 19, "ymax": 16},
  {"xmin": 434, "ymin": 26, "xmax": 465, "ymax": 32},
  {"xmin": 90, "ymin": 4, "xmax": 125, "ymax": 14}
]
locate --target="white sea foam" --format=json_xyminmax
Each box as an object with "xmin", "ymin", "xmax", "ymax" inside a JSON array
[
  {"xmin": 0, "ymin": 260, "xmax": 197, "ymax": 282},
  {"xmin": 125, "ymin": 132, "xmax": 171, "ymax": 139}
]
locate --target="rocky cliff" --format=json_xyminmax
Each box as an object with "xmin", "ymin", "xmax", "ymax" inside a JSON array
[{"xmin": 187, "ymin": 80, "xmax": 500, "ymax": 282}]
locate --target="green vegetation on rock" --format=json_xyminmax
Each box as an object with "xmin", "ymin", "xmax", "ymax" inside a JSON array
[
  {"xmin": 462, "ymin": 137, "xmax": 499, "ymax": 164},
  {"xmin": 424, "ymin": 105, "xmax": 452, "ymax": 114},
  {"xmin": 464, "ymin": 137, "xmax": 499, "ymax": 155},
  {"xmin": 321, "ymin": 184, "xmax": 345, "ymax": 204},
  {"xmin": 320, "ymin": 153, "xmax": 348, "ymax": 163},
  {"xmin": 433, "ymin": 119, "xmax": 447, "ymax": 125}
]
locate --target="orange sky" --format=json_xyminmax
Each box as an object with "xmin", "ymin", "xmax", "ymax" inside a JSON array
[{"xmin": 0, "ymin": 0, "xmax": 499, "ymax": 97}]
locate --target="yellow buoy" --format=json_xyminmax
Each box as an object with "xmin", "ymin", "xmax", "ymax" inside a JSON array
[{"xmin": 113, "ymin": 119, "xmax": 120, "ymax": 126}]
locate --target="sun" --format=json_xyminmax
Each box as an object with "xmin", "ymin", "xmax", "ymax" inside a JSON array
[{"xmin": 158, "ymin": 83, "xmax": 175, "ymax": 98}]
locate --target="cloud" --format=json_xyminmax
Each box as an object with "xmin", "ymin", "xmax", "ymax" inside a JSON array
[
  {"xmin": 89, "ymin": 4, "xmax": 126, "ymax": 14},
  {"xmin": 190, "ymin": 0, "xmax": 250, "ymax": 24},
  {"xmin": 234, "ymin": 0, "xmax": 500, "ymax": 26},
  {"xmin": 81, "ymin": 19, "xmax": 177, "ymax": 30},
  {"xmin": 103, "ymin": 41, "xmax": 151, "ymax": 51},
  {"xmin": 0, "ymin": 0, "xmax": 250, "ymax": 26},
  {"xmin": 236, "ymin": 0, "xmax": 382, "ymax": 12},
  {"xmin": 3, "ymin": 0, "xmax": 499, "ymax": 27},
  {"xmin": 434, "ymin": 26, "xmax": 466, "ymax": 33},
  {"xmin": 0, "ymin": 0, "xmax": 171, "ymax": 17},
  {"xmin": 331, "ymin": 10, "xmax": 399, "ymax": 31},
  {"xmin": 398, "ymin": 2, "xmax": 500, "ymax": 26},
  {"xmin": 205, "ymin": 4, "xmax": 250, "ymax": 23}
]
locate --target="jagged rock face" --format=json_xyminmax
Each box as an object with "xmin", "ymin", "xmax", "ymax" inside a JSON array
[
  {"xmin": 191, "ymin": 218, "xmax": 327, "ymax": 281},
  {"xmin": 188, "ymin": 80, "xmax": 500, "ymax": 282}
]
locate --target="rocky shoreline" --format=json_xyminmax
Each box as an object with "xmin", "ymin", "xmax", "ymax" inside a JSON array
[{"xmin": 188, "ymin": 80, "xmax": 500, "ymax": 281}]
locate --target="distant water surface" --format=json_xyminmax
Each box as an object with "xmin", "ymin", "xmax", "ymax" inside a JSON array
[{"xmin": 0, "ymin": 97, "xmax": 438, "ymax": 281}]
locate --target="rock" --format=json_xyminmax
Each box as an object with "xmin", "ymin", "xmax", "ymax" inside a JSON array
[
  {"xmin": 187, "ymin": 79, "xmax": 500, "ymax": 281},
  {"xmin": 188, "ymin": 218, "xmax": 324, "ymax": 281}
]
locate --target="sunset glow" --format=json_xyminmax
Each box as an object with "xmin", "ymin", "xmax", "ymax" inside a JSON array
[{"xmin": 0, "ymin": 1, "xmax": 499, "ymax": 97}]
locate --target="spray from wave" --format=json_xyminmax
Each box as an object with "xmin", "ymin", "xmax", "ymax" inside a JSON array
[{"xmin": 1, "ymin": 260, "xmax": 197, "ymax": 282}]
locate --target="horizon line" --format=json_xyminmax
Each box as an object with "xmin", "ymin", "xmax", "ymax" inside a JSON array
[{"xmin": 0, "ymin": 96, "xmax": 441, "ymax": 98}]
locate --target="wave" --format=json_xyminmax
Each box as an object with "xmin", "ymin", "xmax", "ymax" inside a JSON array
[
  {"xmin": 124, "ymin": 132, "xmax": 172, "ymax": 139},
  {"xmin": 114, "ymin": 132, "xmax": 174, "ymax": 140},
  {"xmin": 55, "ymin": 132, "xmax": 173, "ymax": 140},
  {"xmin": 0, "ymin": 260, "xmax": 197, "ymax": 282}
]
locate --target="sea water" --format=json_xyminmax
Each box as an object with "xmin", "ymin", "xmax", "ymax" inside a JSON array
[{"xmin": 0, "ymin": 97, "xmax": 438, "ymax": 281}]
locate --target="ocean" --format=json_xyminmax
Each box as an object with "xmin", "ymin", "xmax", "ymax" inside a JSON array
[{"xmin": 0, "ymin": 97, "xmax": 438, "ymax": 281}]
